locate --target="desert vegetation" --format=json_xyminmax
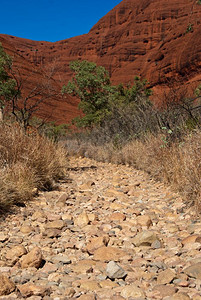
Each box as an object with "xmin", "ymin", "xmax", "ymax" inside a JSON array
[
  {"xmin": 1, "ymin": 40, "xmax": 200, "ymax": 212},
  {"xmin": 0, "ymin": 123, "xmax": 67, "ymax": 211},
  {"xmin": 0, "ymin": 44, "xmax": 67, "ymax": 211},
  {"xmin": 63, "ymin": 60, "xmax": 201, "ymax": 211}
]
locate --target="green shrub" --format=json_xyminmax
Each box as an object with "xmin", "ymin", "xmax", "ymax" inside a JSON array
[{"xmin": 62, "ymin": 60, "xmax": 114, "ymax": 127}]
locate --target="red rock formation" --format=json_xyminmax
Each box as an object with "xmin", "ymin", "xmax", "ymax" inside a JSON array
[
  {"xmin": 0, "ymin": 0, "xmax": 201, "ymax": 123},
  {"xmin": 0, "ymin": 35, "xmax": 80, "ymax": 123}
]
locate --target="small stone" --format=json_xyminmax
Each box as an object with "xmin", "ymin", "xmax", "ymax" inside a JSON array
[
  {"xmin": 47, "ymin": 272, "xmax": 62, "ymax": 283},
  {"xmin": 88, "ymin": 213, "xmax": 98, "ymax": 222},
  {"xmin": 181, "ymin": 235, "xmax": 200, "ymax": 246},
  {"xmin": 99, "ymin": 280, "xmax": 118, "ymax": 288},
  {"xmin": 8, "ymin": 237, "xmax": 23, "ymax": 244},
  {"xmin": 166, "ymin": 224, "xmax": 179, "ymax": 233},
  {"xmin": 75, "ymin": 240, "xmax": 85, "ymax": 250},
  {"xmin": 79, "ymin": 181, "xmax": 95, "ymax": 191},
  {"xmin": 72, "ymin": 260, "xmax": 96, "ymax": 273},
  {"xmin": 151, "ymin": 240, "xmax": 162, "ymax": 249},
  {"xmin": 78, "ymin": 294, "xmax": 96, "ymax": 300},
  {"xmin": 184, "ymin": 263, "xmax": 201, "ymax": 280},
  {"xmin": 100, "ymin": 224, "xmax": 112, "ymax": 232},
  {"xmin": 120, "ymin": 284, "xmax": 145, "ymax": 298},
  {"xmin": 152, "ymin": 285, "xmax": 177, "ymax": 297},
  {"xmin": 31, "ymin": 210, "xmax": 46, "ymax": 221},
  {"xmin": 18, "ymin": 283, "xmax": 48, "ymax": 297},
  {"xmin": 183, "ymin": 242, "xmax": 201, "ymax": 250},
  {"xmin": 132, "ymin": 230, "xmax": 158, "ymax": 247},
  {"xmin": 51, "ymin": 255, "xmax": 71, "ymax": 264},
  {"xmin": 192, "ymin": 295, "xmax": 201, "ymax": 300},
  {"xmin": 46, "ymin": 213, "xmax": 61, "ymax": 221},
  {"xmin": 0, "ymin": 267, "xmax": 11, "ymax": 273},
  {"xmin": 0, "ymin": 233, "xmax": 8, "ymax": 242},
  {"xmin": 86, "ymin": 236, "xmax": 110, "ymax": 254},
  {"xmin": 93, "ymin": 246, "xmax": 128, "ymax": 262},
  {"xmin": 110, "ymin": 203, "xmax": 124, "ymax": 210},
  {"xmin": 105, "ymin": 188, "xmax": 124, "ymax": 197},
  {"xmin": 173, "ymin": 279, "xmax": 189, "ymax": 287},
  {"xmin": 19, "ymin": 247, "xmax": 42, "ymax": 269},
  {"xmin": 0, "ymin": 274, "xmax": 15, "ymax": 296},
  {"xmin": 171, "ymin": 292, "xmax": 191, "ymax": 300},
  {"xmin": 80, "ymin": 280, "xmax": 100, "ymax": 291},
  {"xmin": 41, "ymin": 262, "xmax": 58, "ymax": 274},
  {"xmin": 74, "ymin": 211, "xmax": 90, "ymax": 227},
  {"xmin": 45, "ymin": 220, "xmax": 64, "ymax": 230},
  {"xmin": 20, "ymin": 225, "xmax": 34, "ymax": 234},
  {"xmin": 132, "ymin": 258, "xmax": 148, "ymax": 268},
  {"xmin": 109, "ymin": 213, "xmax": 126, "ymax": 222},
  {"xmin": 5, "ymin": 245, "xmax": 27, "ymax": 261},
  {"xmin": 157, "ymin": 269, "xmax": 175, "ymax": 284},
  {"xmin": 136, "ymin": 215, "xmax": 152, "ymax": 227},
  {"xmin": 106, "ymin": 261, "xmax": 127, "ymax": 279},
  {"xmin": 64, "ymin": 287, "xmax": 76, "ymax": 297},
  {"xmin": 43, "ymin": 228, "xmax": 61, "ymax": 238},
  {"xmin": 61, "ymin": 213, "xmax": 72, "ymax": 221},
  {"xmin": 56, "ymin": 192, "xmax": 67, "ymax": 204}
]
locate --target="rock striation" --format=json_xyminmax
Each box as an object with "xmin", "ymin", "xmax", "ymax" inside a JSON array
[{"xmin": 0, "ymin": 0, "xmax": 201, "ymax": 123}]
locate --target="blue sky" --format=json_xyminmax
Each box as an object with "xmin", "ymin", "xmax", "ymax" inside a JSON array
[{"xmin": 0, "ymin": 0, "xmax": 122, "ymax": 42}]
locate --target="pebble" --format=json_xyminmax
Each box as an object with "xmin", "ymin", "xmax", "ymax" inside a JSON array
[
  {"xmin": 0, "ymin": 274, "xmax": 15, "ymax": 296},
  {"xmin": 19, "ymin": 247, "xmax": 43, "ymax": 269},
  {"xmin": 106, "ymin": 261, "xmax": 127, "ymax": 279}
]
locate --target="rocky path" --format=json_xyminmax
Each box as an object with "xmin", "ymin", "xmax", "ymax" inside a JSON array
[{"xmin": 0, "ymin": 157, "xmax": 201, "ymax": 300}]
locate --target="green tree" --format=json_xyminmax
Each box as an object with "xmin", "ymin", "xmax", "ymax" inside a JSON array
[
  {"xmin": 62, "ymin": 60, "xmax": 115, "ymax": 127},
  {"xmin": 0, "ymin": 43, "xmax": 18, "ymax": 120},
  {"xmin": 112, "ymin": 76, "xmax": 152, "ymax": 107}
]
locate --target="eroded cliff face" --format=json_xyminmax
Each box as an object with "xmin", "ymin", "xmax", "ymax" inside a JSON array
[
  {"xmin": 1, "ymin": 0, "xmax": 201, "ymax": 123},
  {"xmin": 0, "ymin": 35, "xmax": 80, "ymax": 123}
]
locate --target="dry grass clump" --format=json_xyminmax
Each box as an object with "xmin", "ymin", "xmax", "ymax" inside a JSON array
[
  {"xmin": 0, "ymin": 123, "xmax": 67, "ymax": 211},
  {"xmin": 121, "ymin": 131, "xmax": 201, "ymax": 207},
  {"xmin": 0, "ymin": 163, "xmax": 36, "ymax": 210}
]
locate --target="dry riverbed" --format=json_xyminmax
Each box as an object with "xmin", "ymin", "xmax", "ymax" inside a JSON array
[{"xmin": 0, "ymin": 157, "xmax": 201, "ymax": 299}]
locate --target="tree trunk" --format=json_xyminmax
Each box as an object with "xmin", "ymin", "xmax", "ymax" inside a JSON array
[{"xmin": 0, "ymin": 108, "xmax": 3, "ymax": 122}]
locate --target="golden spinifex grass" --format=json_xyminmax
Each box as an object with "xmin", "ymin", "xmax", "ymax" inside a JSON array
[
  {"xmin": 120, "ymin": 131, "xmax": 201, "ymax": 208},
  {"xmin": 0, "ymin": 123, "xmax": 67, "ymax": 211}
]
